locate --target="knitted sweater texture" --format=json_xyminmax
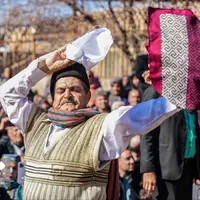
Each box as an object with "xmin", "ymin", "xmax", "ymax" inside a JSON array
[{"xmin": 23, "ymin": 105, "xmax": 109, "ymax": 200}]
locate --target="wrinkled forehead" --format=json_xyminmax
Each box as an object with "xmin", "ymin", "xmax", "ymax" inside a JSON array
[{"xmin": 55, "ymin": 76, "xmax": 83, "ymax": 88}]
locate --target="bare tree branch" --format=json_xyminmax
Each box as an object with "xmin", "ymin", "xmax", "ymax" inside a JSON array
[
  {"xmin": 57, "ymin": 0, "xmax": 97, "ymax": 24},
  {"xmin": 108, "ymin": 0, "xmax": 126, "ymax": 40},
  {"xmin": 2, "ymin": 0, "xmax": 193, "ymax": 67},
  {"xmin": 108, "ymin": 0, "xmax": 134, "ymax": 62}
]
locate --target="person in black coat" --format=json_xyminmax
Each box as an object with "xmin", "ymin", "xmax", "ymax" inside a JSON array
[
  {"xmin": 140, "ymin": 85, "xmax": 200, "ymax": 200},
  {"xmin": 134, "ymin": 54, "xmax": 150, "ymax": 94}
]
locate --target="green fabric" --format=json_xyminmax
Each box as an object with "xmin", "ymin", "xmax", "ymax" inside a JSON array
[
  {"xmin": 184, "ymin": 110, "xmax": 196, "ymax": 158},
  {"xmin": 16, "ymin": 185, "xmax": 23, "ymax": 200}
]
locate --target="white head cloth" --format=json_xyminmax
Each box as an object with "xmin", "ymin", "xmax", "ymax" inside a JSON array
[{"xmin": 66, "ymin": 27, "xmax": 113, "ymax": 71}]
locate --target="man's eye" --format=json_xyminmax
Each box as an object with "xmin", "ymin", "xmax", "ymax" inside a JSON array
[
  {"xmin": 72, "ymin": 87, "xmax": 81, "ymax": 92},
  {"xmin": 57, "ymin": 89, "xmax": 65, "ymax": 93}
]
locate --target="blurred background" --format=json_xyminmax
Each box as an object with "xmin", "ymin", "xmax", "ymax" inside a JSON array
[
  {"xmin": 0, "ymin": 0, "xmax": 199, "ymax": 89},
  {"xmin": 1, "ymin": 1, "xmax": 200, "ymax": 200}
]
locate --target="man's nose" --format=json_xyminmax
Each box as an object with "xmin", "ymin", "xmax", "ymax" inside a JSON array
[{"xmin": 64, "ymin": 88, "xmax": 72, "ymax": 98}]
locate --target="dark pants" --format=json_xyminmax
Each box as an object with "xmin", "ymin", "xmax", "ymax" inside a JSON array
[{"xmin": 154, "ymin": 159, "xmax": 195, "ymax": 200}]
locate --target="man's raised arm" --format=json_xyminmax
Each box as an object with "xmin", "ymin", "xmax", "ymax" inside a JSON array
[
  {"xmin": 99, "ymin": 96, "xmax": 180, "ymax": 162},
  {"xmin": 0, "ymin": 47, "xmax": 73, "ymax": 134}
]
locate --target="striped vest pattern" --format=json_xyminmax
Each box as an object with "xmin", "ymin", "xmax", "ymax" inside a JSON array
[{"xmin": 23, "ymin": 106, "xmax": 110, "ymax": 200}]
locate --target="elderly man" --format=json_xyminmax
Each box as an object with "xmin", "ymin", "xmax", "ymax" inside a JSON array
[
  {"xmin": 118, "ymin": 148, "xmax": 137, "ymax": 200},
  {"xmin": 0, "ymin": 29, "xmax": 178, "ymax": 199},
  {"xmin": 0, "ymin": 154, "xmax": 22, "ymax": 200},
  {"xmin": 128, "ymin": 89, "xmax": 141, "ymax": 106},
  {"xmin": 108, "ymin": 78, "xmax": 124, "ymax": 107},
  {"xmin": 94, "ymin": 89, "xmax": 110, "ymax": 113}
]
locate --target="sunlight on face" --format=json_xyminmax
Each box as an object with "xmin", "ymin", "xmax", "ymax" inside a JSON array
[
  {"xmin": 128, "ymin": 90, "xmax": 140, "ymax": 106},
  {"xmin": 95, "ymin": 96, "xmax": 108, "ymax": 110},
  {"xmin": 53, "ymin": 77, "xmax": 91, "ymax": 111},
  {"xmin": 119, "ymin": 150, "xmax": 135, "ymax": 174}
]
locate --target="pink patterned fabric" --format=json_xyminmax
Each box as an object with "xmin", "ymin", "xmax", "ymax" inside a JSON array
[
  {"xmin": 186, "ymin": 15, "xmax": 200, "ymax": 110},
  {"xmin": 147, "ymin": 7, "xmax": 200, "ymax": 110}
]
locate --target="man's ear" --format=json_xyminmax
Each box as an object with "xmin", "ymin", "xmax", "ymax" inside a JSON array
[{"xmin": 86, "ymin": 90, "xmax": 91, "ymax": 104}]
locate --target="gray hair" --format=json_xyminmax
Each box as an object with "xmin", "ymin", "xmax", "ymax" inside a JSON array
[{"xmin": 94, "ymin": 88, "xmax": 109, "ymax": 99}]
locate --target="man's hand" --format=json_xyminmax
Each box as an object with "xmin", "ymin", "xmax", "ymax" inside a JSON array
[
  {"xmin": 143, "ymin": 172, "xmax": 157, "ymax": 193},
  {"xmin": 0, "ymin": 117, "xmax": 9, "ymax": 130},
  {"xmin": 38, "ymin": 46, "xmax": 75, "ymax": 74},
  {"xmin": 142, "ymin": 70, "xmax": 152, "ymax": 85}
]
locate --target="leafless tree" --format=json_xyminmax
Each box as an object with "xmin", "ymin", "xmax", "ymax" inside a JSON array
[{"xmin": 0, "ymin": 0, "xmax": 198, "ymax": 67}]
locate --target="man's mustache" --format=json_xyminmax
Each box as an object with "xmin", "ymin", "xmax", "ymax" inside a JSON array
[{"xmin": 60, "ymin": 97, "xmax": 78, "ymax": 106}]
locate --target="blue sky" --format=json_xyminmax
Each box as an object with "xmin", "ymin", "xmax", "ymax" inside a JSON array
[
  {"xmin": 0, "ymin": 0, "xmax": 123, "ymax": 15},
  {"xmin": 0, "ymin": 0, "xmax": 152, "ymax": 25}
]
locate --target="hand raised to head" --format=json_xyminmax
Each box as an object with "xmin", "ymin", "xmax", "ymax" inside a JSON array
[{"xmin": 39, "ymin": 45, "xmax": 75, "ymax": 74}]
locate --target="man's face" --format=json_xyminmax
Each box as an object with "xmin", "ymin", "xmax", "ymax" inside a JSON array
[
  {"xmin": 122, "ymin": 76, "xmax": 129, "ymax": 86},
  {"xmin": 95, "ymin": 96, "xmax": 108, "ymax": 111},
  {"xmin": 53, "ymin": 76, "xmax": 91, "ymax": 111},
  {"xmin": 2, "ymin": 161, "xmax": 17, "ymax": 181},
  {"xmin": 7, "ymin": 126, "xmax": 23, "ymax": 145},
  {"xmin": 128, "ymin": 90, "xmax": 140, "ymax": 106},
  {"xmin": 119, "ymin": 149, "xmax": 135, "ymax": 174},
  {"xmin": 132, "ymin": 76, "xmax": 139, "ymax": 87},
  {"xmin": 111, "ymin": 83, "xmax": 121, "ymax": 96}
]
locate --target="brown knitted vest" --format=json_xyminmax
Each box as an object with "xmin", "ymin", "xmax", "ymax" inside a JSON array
[{"xmin": 23, "ymin": 105, "xmax": 110, "ymax": 200}]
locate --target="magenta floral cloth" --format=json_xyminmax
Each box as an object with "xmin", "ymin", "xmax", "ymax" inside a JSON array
[{"xmin": 147, "ymin": 7, "xmax": 200, "ymax": 110}]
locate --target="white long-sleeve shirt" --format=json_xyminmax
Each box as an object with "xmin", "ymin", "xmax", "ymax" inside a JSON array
[{"xmin": 0, "ymin": 57, "xmax": 179, "ymax": 162}]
